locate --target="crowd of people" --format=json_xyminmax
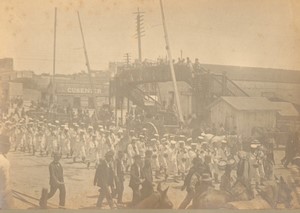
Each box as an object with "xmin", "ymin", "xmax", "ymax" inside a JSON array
[{"xmin": 0, "ymin": 101, "xmax": 300, "ymax": 210}]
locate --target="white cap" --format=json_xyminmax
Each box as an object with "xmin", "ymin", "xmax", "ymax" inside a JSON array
[{"xmin": 250, "ymin": 144, "xmax": 259, "ymax": 149}]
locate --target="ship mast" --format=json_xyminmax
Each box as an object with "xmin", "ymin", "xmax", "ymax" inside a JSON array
[
  {"xmin": 77, "ymin": 11, "xmax": 98, "ymax": 121},
  {"xmin": 51, "ymin": 7, "xmax": 57, "ymax": 106},
  {"xmin": 159, "ymin": 0, "xmax": 184, "ymax": 123}
]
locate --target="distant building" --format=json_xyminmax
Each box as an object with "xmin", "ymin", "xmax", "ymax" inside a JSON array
[
  {"xmin": 0, "ymin": 58, "xmax": 36, "ymax": 103},
  {"xmin": 108, "ymin": 62, "xmax": 126, "ymax": 77},
  {"xmin": 47, "ymin": 70, "xmax": 110, "ymax": 108},
  {"xmin": 200, "ymin": 64, "xmax": 300, "ymax": 106},
  {"xmin": 208, "ymin": 96, "xmax": 278, "ymax": 137},
  {"xmin": 272, "ymin": 101, "xmax": 300, "ymax": 131},
  {"xmin": 0, "ymin": 58, "xmax": 13, "ymax": 71}
]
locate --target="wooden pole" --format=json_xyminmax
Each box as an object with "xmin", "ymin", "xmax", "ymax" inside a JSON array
[
  {"xmin": 134, "ymin": 8, "xmax": 144, "ymax": 63},
  {"xmin": 159, "ymin": 0, "xmax": 184, "ymax": 123},
  {"xmin": 137, "ymin": 8, "xmax": 142, "ymax": 62},
  {"xmin": 77, "ymin": 11, "xmax": 98, "ymax": 121},
  {"xmin": 52, "ymin": 7, "xmax": 57, "ymax": 105}
]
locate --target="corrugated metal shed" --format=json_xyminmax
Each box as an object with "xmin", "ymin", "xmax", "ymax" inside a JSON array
[
  {"xmin": 210, "ymin": 96, "xmax": 279, "ymax": 111},
  {"xmin": 272, "ymin": 102, "xmax": 299, "ymax": 117}
]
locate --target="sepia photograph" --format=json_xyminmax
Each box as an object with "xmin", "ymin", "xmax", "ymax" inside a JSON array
[{"xmin": 0, "ymin": 0, "xmax": 300, "ymax": 210}]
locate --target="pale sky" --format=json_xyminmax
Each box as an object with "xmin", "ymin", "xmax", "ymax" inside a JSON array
[{"xmin": 0, "ymin": 0, "xmax": 299, "ymax": 74}]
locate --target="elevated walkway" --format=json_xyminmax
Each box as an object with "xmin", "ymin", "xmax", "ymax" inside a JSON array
[{"xmin": 111, "ymin": 64, "xmax": 249, "ymax": 119}]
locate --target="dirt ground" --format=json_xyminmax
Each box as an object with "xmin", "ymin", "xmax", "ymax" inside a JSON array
[{"xmin": 8, "ymin": 149, "xmax": 297, "ymax": 209}]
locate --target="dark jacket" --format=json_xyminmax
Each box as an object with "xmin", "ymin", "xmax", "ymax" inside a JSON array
[
  {"xmin": 129, "ymin": 163, "xmax": 141, "ymax": 188},
  {"xmin": 94, "ymin": 160, "xmax": 115, "ymax": 188},
  {"xmin": 115, "ymin": 158, "xmax": 125, "ymax": 181},
  {"xmin": 49, "ymin": 161, "xmax": 64, "ymax": 186},
  {"xmin": 182, "ymin": 166, "xmax": 197, "ymax": 190},
  {"xmin": 142, "ymin": 158, "xmax": 153, "ymax": 183}
]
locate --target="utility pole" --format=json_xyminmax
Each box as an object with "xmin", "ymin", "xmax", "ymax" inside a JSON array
[
  {"xmin": 51, "ymin": 7, "xmax": 57, "ymax": 105},
  {"xmin": 133, "ymin": 8, "xmax": 145, "ymax": 63},
  {"xmin": 159, "ymin": 0, "xmax": 184, "ymax": 123},
  {"xmin": 124, "ymin": 53, "xmax": 131, "ymax": 66},
  {"xmin": 77, "ymin": 11, "xmax": 98, "ymax": 121}
]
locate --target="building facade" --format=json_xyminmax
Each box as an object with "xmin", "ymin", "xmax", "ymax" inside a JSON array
[
  {"xmin": 48, "ymin": 71, "xmax": 111, "ymax": 109},
  {"xmin": 209, "ymin": 97, "xmax": 278, "ymax": 137}
]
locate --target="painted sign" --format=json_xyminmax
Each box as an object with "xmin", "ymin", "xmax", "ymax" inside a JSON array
[
  {"xmin": 66, "ymin": 87, "xmax": 102, "ymax": 94},
  {"xmin": 56, "ymin": 84, "xmax": 108, "ymax": 96}
]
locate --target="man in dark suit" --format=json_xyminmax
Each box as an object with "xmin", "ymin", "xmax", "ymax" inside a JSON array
[
  {"xmin": 41, "ymin": 152, "xmax": 65, "ymax": 207},
  {"xmin": 129, "ymin": 155, "xmax": 143, "ymax": 206},
  {"xmin": 114, "ymin": 151, "xmax": 125, "ymax": 204},
  {"xmin": 94, "ymin": 150, "xmax": 116, "ymax": 209},
  {"xmin": 140, "ymin": 150, "xmax": 154, "ymax": 200}
]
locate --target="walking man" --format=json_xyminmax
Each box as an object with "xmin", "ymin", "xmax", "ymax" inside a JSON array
[
  {"xmin": 114, "ymin": 151, "xmax": 125, "ymax": 204},
  {"xmin": 129, "ymin": 155, "xmax": 143, "ymax": 206},
  {"xmin": 94, "ymin": 150, "xmax": 116, "ymax": 209},
  {"xmin": 40, "ymin": 152, "xmax": 66, "ymax": 208}
]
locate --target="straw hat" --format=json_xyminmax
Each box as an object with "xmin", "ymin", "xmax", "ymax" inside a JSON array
[
  {"xmin": 198, "ymin": 136, "xmax": 204, "ymax": 140},
  {"xmin": 170, "ymin": 140, "xmax": 176, "ymax": 145}
]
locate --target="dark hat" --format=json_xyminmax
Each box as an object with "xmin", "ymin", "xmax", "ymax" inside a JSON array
[
  {"xmin": 105, "ymin": 150, "xmax": 115, "ymax": 158},
  {"xmin": 201, "ymin": 173, "xmax": 212, "ymax": 182},
  {"xmin": 117, "ymin": 150, "xmax": 124, "ymax": 156},
  {"xmin": 145, "ymin": 150, "xmax": 153, "ymax": 157},
  {"xmin": 152, "ymin": 154, "xmax": 157, "ymax": 158},
  {"xmin": 192, "ymin": 157, "xmax": 202, "ymax": 165},
  {"xmin": 134, "ymin": 154, "xmax": 142, "ymax": 160},
  {"xmin": 53, "ymin": 152, "xmax": 62, "ymax": 157}
]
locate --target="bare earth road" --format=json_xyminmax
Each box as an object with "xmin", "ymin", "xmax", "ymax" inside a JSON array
[{"xmin": 8, "ymin": 149, "xmax": 293, "ymax": 210}]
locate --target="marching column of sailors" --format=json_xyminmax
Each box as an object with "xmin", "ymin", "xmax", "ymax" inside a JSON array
[{"xmin": 2, "ymin": 117, "xmax": 279, "ymax": 208}]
